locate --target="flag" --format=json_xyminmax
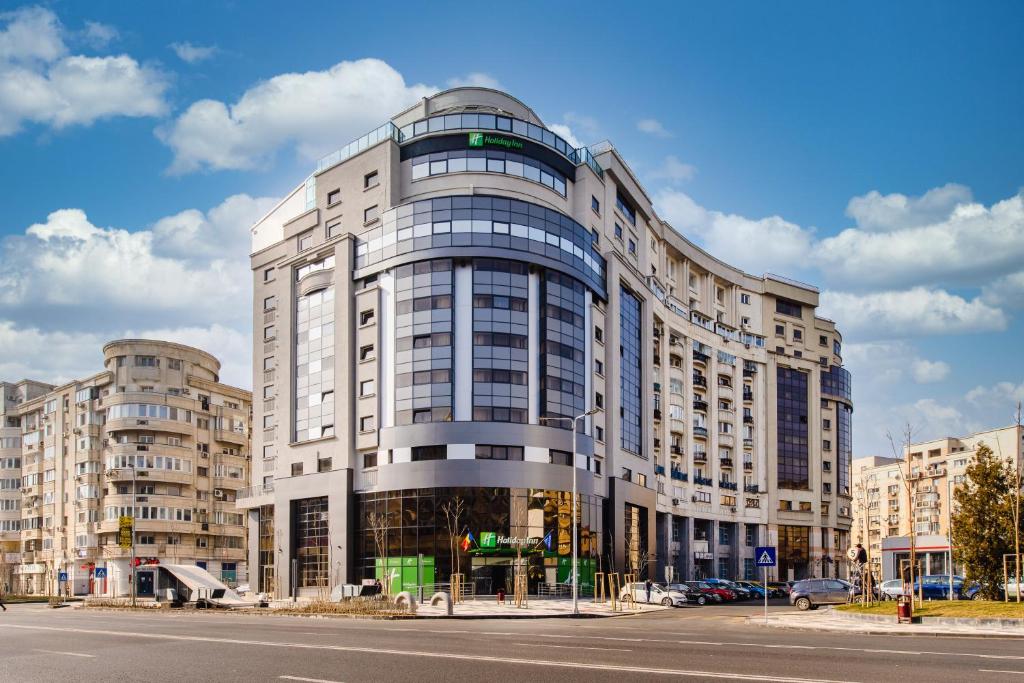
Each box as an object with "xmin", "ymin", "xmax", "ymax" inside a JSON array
[{"xmin": 461, "ymin": 531, "xmax": 475, "ymax": 552}]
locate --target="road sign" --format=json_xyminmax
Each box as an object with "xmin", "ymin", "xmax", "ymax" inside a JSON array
[
  {"xmin": 755, "ymin": 546, "xmax": 777, "ymax": 567},
  {"xmin": 94, "ymin": 568, "xmax": 107, "ymax": 579},
  {"xmin": 58, "ymin": 571, "xmax": 68, "ymax": 582}
]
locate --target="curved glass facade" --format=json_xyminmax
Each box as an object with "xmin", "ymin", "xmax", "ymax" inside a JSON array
[
  {"xmin": 411, "ymin": 149, "xmax": 567, "ymax": 196},
  {"xmin": 355, "ymin": 195, "xmax": 606, "ymax": 298},
  {"xmin": 776, "ymin": 366, "xmax": 809, "ymax": 490},
  {"xmin": 106, "ymin": 404, "xmax": 192, "ymax": 422},
  {"xmin": 394, "ymin": 260, "xmax": 454, "ymax": 425},
  {"xmin": 820, "ymin": 365, "xmax": 852, "ymax": 402},
  {"xmin": 472, "ymin": 259, "xmax": 529, "ymax": 423},
  {"xmin": 356, "ymin": 486, "xmax": 603, "ymax": 594}
]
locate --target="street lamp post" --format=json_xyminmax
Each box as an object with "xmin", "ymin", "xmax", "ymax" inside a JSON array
[
  {"xmin": 540, "ymin": 407, "xmax": 601, "ymax": 617},
  {"xmin": 131, "ymin": 464, "xmax": 136, "ymax": 608}
]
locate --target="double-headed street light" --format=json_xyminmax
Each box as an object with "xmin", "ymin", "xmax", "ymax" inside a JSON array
[{"xmin": 540, "ymin": 406, "xmax": 601, "ymax": 616}]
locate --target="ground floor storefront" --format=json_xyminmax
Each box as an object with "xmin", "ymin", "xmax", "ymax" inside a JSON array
[
  {"xmin": 254, "ymin": 483, "xmax": 662, "ymax": 598},
  {"xmin": 13, "ymin": 557, "xmax": 247, "ymax": 597}
]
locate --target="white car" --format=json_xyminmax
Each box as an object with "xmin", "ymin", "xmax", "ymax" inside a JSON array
[
  {"xmin": 879, "ymin": 579, "xmax": 905, "ymax": 600},
  {"xmin": 620, "ymin": 582, "xmax": 688, "ymax": 607}
]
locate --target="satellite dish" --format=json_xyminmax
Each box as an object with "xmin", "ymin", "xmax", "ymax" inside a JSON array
[{"xmin": 846, "ymin": 548, "xmax": 859, "ymax": 561}]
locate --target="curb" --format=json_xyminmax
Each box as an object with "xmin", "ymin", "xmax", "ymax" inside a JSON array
[
  {"xmin": 747, "ymin": 613, "xmax": 1024, "ymax": 639},
  {"xmin": 831, "ymin": 609, "xmax": 1024, "ymax": 629}
]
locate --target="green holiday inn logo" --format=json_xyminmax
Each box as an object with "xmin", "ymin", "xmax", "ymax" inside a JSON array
[
  {"xmin": 480, "ymin": 531, "xmax": 497, "ymax": 548},
  {"xmin": 467, "ymin": 132, "xmax": 523, "ymax": 150}
]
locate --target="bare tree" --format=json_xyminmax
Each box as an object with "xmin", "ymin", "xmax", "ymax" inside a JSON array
[
  {"xmin": 440, "ymin": 496, "xmax": 466, "ymax": 579},
  {"xmin": 888, "ymin": 422, "xmax": 921, "ymax": 606},
  {"xmin": 367, "ymin": 511, "xmax": 393, "ymax": 594}
]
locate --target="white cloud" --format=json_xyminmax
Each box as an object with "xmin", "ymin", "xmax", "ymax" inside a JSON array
[
  {"xmin": 81, "ymin": 21, "xmax": 118, "ymax": 49},
  {"xmin": 170, "ymin": 41, "xmax": 217, "ymax": 64},
  {"xmin": 0, "ymin": 7, "xmax": 167, "ymax": 136},
  {"xmin": 965, "ymin": 380, "xmax": 1024, "ymax": 408},
  {"xmin": 655, "ymin": 188, "xmax": 814, "ymax": 275},
  {"xmin": 648, "ymin": 155, "xmax": 696, "ymax": 183},
  {"xmin": 845, "ymin": 183, "xmax": 973, "ymax": 232},
  {"xmin": 817, "ymin": 189, "xmax": 1024, "ymax": 289},
  {"xmin": 637, "ymin": 118, "xmax": 672, "ymax": 138},
  {"xmin": 548, "ymin": 123, "xmax": 582, "ymax": 149},
  {"xmin": 158, "ymin": 58, "xmax": 435, "ymax": 173},
  {"xmin": 908, "ymin": 398, "xmax": 966, "ymax": 437},
  {"xmin": 0, "ymin": 319, "xmax": 252, "ymax": 389},
  {"xmin": 0, "ymin": 195, "xmax": 274, "ymax": 329},
  {"xmin": 819, "ymin": 288, "xmax": 1007, "ymax": 339},
  {"xmin": 0, "ymin": 6, "xmax": 64, "ymax": 63},
  {"xmin": 445, "ymin": 72, "xmax": 501, "ymax": 89},
  {"xmin": 911, "ymin": 358, "xmax": 950, "ymax": 384},
  {"xmin": 982, "ymin": 270, "xmax": 1024, "ymax": 309}
]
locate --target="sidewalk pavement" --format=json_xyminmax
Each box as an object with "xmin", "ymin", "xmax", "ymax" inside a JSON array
[
  {"xmin": 266, "ymin": 595, "xmax": 668, "ymax": 618},
  {"xmin": 749, "ymin": 607, "xmax": 1024, "ymax": 638},
  {"xmin": 415, "ymin": 596, "xmax": 668, "ymax": 618}
]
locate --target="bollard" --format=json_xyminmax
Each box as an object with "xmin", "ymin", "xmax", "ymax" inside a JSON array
[
  {"xmin": 430, "ymin": 591, "xmax": 453, "ymax": 616},
  {"xmin": 395, "ymin": 591, "xmax": 417, "ymax": 614}
]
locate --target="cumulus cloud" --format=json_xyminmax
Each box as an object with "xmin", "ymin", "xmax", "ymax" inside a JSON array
[
  {"xmin": 911, "ymin": 358, "xmax": 950, "ymax": 384},
  {"xmin": 648, "ymin": 155, "xmax": 696, "ymax": 184},
  {"xmin": 817, "ymin": 189, "xmax": 1024, "ymax": 289},
  {"xmin": 158, "ymin": 58, "xmax": 435, "ymax": 173},
  {"xmin": 0, "ymin": 195, "xmax": 274, "ymax": 330},
  {"xmin": 129, "ymin": 323, "xmax": 251, "ymax": 387},
  {"xmin": 445, "ymin": 72, "xmax": 501, "ymax": 89},
  {"xmin": 982, "ymin": 271, "xmax": 1024, "ymax": 309},
  {"xmin": 81, "ymin": 21, "xmax": 118, "ymax": 49},
  {"xmin": 637, "ymin": 118, "xmax": 672, "ymax": 138},
  {"xmin": 169, "ymin": 41, "xmax": 217, "ymax": 64},
  {"xmin": 0, "ymin": 6, "xmax": 167, "ymax": 136},
  {"xmin": 845, "ymin": 183, "xmax": 973, "ymax": 232},
  {"xmin": 908, "ymin": 398, "xmax": 966, "ymax": 437},
  {"xmin": 655, "ymin": 188, "xmax": 814, "ymax": 275},
  {"xmin": 819, "ymin": 288, "xmax": 1007, "ymax": 339}
]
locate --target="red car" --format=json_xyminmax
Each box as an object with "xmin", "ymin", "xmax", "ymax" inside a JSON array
[{"xmin": 685, "ymin": 580, "xmax": 735, "ymax": 602}]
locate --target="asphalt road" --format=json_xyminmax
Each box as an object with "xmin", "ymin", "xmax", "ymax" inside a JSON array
[{"xmin": 0, "ymin": 600, "xmax": 1021, "ymax": 682}]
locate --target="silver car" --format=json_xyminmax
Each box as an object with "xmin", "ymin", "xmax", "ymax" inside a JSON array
[{"xmin": 789, "ymin": 578, "xmax": 853, "ymax": 610}]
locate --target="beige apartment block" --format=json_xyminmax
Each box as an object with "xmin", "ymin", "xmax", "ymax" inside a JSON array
[
  {"xmin": 10, "ymin": 340, "xmax": 252, "ymax": 597},
  {"xmin": 852, "ymin": 425, "xmax": 1024, "ymax": 575},
  {"xmin": 244, "ymin": 87, "xmax": 852, "ymax": 597},
  {"xmin": 0, "ymin": 380, "xmax": 53, "ymax": 589}
]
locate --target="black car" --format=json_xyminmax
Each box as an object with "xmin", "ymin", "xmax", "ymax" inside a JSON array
[{"xmin": 662, "ymin": 583, "xmax": 707, "ymax": 605}]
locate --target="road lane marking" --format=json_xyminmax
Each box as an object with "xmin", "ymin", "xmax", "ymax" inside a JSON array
[
  {"xmin": 979, "ymin": 670, "xmax": 1024, "ymax": 675},
  {"xmin": 2, "ymin": 624, "xmax": 856, "ymax": 682},
  {"xmin": 280, "ymin": 676, "xmax": 345, "ymax": 683},
  {"xmin": 513, "ymin": 642, "xmax": 632, "ymax": 652},
  {"xmin": 34, "ymin": 649, "xmax": 95, "ymax": 658}
]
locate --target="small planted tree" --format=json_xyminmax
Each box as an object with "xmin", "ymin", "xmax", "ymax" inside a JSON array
[{"xmin": 952, "ymin": 443, "xmax": 1013, "ymax": 599}]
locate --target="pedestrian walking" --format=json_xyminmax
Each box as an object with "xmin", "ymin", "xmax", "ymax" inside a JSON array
[{"xmin": 645, "ymin": 578, "xmax": 652, "ymax": 604}]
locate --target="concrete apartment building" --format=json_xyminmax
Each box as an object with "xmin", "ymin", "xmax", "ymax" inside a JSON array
[
  {"xmin": 242, "ymin": 87, "xmax": 853, "ymax": 597},
  {"xmin": 853, "ymin": 425, "xmax": 1024, "ymax": 578},
  {"xmin": 1, "ymin": 380, "xmax": 53, "ymax": 589},
  {"xmin": 7, "ymin": 340, "xmax": 252, "ymax": 596}
]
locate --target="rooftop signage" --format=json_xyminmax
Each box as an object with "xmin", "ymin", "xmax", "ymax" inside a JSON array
[{"xmin": 468, "ymin": 132, "xmax": 524, "ymax": 151}]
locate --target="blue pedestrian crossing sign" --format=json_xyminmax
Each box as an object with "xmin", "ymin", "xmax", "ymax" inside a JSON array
[
  {"xmin": 755, "ymin": 546, "xmax": 777, "ymax": 567},
  {"xmin": 94, "ymin": 568, "xmax": 107, "ymax": 579},
  {"xmin": 58, "ymin": 571, "xmax": 68, "ymax": 582}
]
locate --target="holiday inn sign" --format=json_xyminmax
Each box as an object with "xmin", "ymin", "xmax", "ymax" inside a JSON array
[{"xmin": 468, "ymin": 132, "xmax": 524, "ymax": 150}]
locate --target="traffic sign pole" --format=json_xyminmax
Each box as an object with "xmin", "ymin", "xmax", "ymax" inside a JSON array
[{"xmin": 764, "ymin": 565, "xmax": 768, "ymax": 624}]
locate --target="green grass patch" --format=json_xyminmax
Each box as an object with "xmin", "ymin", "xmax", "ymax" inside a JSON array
[{"xmin": 836, "ymin": 600, "xmax": 1024, "ymax": 619}]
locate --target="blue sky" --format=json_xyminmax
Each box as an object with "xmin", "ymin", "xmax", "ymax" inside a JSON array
[{"xmin": 0, "ymin": 0, "xmax": 1022, "ymax": 456}]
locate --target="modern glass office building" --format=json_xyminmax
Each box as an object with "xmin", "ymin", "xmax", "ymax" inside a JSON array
[{"xmin": 242, "ymin": 88, "xmax": 853, "ymax": 596}]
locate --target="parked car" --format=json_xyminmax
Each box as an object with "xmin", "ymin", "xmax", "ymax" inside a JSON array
[
  {"xmin": 767, "ymin": 581, "xmax": 793, "ymax": 596},
  {"xmin": 789, "ymin": 578, "xmax": 853, "ymax": 610},
  {"xmin": 662, "ymin": 582, "xmax": 707, "ymax": 605},
  {"xmin": 879, "ymin": 579, "xmax": 905, "ymax": 600},
  {"xmin": 685, "ymin": 580, "xmax": 732, "ymax": 602},
  {"xmin": 734, "ymin": 580, "xmax": 769, "ymax": 598},
  {"xmin": 620, "ymin": 582, "xmax": 689, "ymax": 607},
  {"xmin": 706, "ymin": 579, "xmax": 751, "ymax": 600}
]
